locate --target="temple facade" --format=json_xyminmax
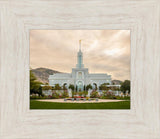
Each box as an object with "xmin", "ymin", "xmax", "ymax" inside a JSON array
[{"xmin": 49, "ymin": 40, "xmax": 112, "ymax": 91}]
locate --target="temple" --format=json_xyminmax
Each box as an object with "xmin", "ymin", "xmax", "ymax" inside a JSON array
[{"xmin": 49, "ymin": 40, "xmax": 112, "ymax": 91}]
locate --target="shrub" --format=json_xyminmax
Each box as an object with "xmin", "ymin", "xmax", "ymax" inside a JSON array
[
  {"xmin": 48, "ymin": 95, "xmax": 52, "ymax": 99},
  {"xmin": 52, "ymin": 92, "xmax": 59, "ymax": 99},
  {"xmin": 62, "ymin": 90, "xmax": 69, "ymax": 98},
  {"xmin": 86, "ymin": 97, "xmax": 89, "ymax": 100},
  {"xmin": 78, "ymin": 92, "xmax": 83, "ymax": 96},
  {"xmin": 116, "ymin": 96, "xmax": 130, "ymax": 100},
  {"xmin": 30, "ymin": 95, "xmax": 47, "ymax": 99},
  {"xmin": 42, "ymin": 86, "xmax": 52, "ymax": 90},
  {"xmin": 82, "ymin": 91, "xmax": 88, "ymax": 97},
  {"xmin": 90, "ymin": 91, "xmax": 99, "ymax": 98},
  {"xmin": 102, "ymin": 91, "xmax": 115, "ymax": 99}
]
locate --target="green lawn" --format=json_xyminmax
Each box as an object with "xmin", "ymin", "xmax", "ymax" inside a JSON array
[{"xmin": 30, "ymin": 100, "xmax": 130, "ymax": 109}]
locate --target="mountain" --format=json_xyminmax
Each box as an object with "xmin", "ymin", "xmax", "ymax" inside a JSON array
[
  {"xmin": 31, "ymin": 68, "xmax": 61, "ymax": 83},
  {"xmin": 112, "ymin": 80, "xmax": 123, "ymax": 85}
]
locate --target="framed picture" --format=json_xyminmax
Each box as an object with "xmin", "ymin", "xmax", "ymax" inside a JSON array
[
  {"xmin": 0, "ymin": 0, "xmax": 160, "ymax": 138},
  {"xmin": 30, "ymin": 30, "xmax": 131, "ymax": 110}
]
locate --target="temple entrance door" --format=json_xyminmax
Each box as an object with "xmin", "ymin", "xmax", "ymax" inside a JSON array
[{"xmin": 77, "ymin": 81, "xmax": 83, "ymax": 92}]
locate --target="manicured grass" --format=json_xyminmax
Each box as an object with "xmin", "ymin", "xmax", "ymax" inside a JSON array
[{"xmin": 30, "ymin": 100, "xmax": 130, "ymax": 109}]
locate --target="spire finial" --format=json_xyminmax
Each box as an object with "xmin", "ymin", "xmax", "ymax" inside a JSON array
[{"xmin": 79, "ymin": 40, "xmax": 81, "ymax": 51}]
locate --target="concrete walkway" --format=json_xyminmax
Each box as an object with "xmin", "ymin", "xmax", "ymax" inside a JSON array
[{"xmin": 37, "ymin": 99, "xmax": 125, "ymax": 103}]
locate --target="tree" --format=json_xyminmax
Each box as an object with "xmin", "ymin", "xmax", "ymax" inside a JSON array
[
  {"xmin": 99, "ymin": 84, "xmax": 108, "ymax": 90},
  {"xmin": 54, "ymin": 84, "xmax": 61, "ymax": 90},
  {"xmin": 120, "ymin": 80, "xmax": 130, "ymax": 93},
  {"xmin": 30, "ymin": 70, "xmax": 43, "ymax": 95},
  {"xmin": 69, "ymin": 84, "xmax": 74, "ymax": 91},
  {"xmin": 86, "ymin": 84, "xmax": 92, "ymax": 91},
  {"xmin": 63, "ymin": 83, "xmax": 67, "ymax": 90}
]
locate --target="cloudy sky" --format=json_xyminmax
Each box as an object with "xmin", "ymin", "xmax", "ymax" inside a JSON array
[{"xmin": 30, "ymin": 30, "xmax": 130, "ymax": 81}]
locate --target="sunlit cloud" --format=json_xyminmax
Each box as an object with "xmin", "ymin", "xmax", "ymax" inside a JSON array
[
  {"xmin": 104, "ymin": 48, "xmax": 122, "ymax": 56},
  {"xmin": 30, "ymin": 30, "xmax": 130, "ymax": 81}
]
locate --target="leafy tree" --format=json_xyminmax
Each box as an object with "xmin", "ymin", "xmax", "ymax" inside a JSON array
[
  {"xmin": 86, "ymin": 84, "xmax": 92, "ymax": 91},
  {"xmin": 30, "ymin": 70, "xmax": 43, "ymax": 95},
  {"xmin": 69, "ymin": 84, "xmax": 74, "ymax": 91},
  {"xmin": 63, "ymin": 83, "xmax": 67, "ymax": 90},
  {"xmin": 99, "ymin": 84, "xmax": 108, "ymax": 90},
  {"xmin": 54, "ymin": 84, "xmax": 61, "ymax": 90},
  {"xmin": 120, "ymin": 80, "xmax": 130, "ymax": 93}
]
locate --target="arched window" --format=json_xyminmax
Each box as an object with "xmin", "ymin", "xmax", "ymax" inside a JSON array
[{"xmin": 78, "ymin": 72, "xmax": 82, "ymax": 79}]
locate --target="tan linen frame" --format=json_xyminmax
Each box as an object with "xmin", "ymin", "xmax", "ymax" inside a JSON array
[{"xmin": 0, "ymin": 0, "xmax": 160, "ymax": 138}]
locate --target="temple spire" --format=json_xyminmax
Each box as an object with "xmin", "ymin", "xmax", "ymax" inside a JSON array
[
  {"xmin": 79, "ymin": 40, "xmax": 81, "ymax": 51},
  {"xmin": 76, "ymin": 40, "xmax": 84, "ymax": 68}
]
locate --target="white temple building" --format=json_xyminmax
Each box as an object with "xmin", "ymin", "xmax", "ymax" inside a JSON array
[{"xmin": 49, "ymin": 40, "xmax": 112, "ymax": 91}]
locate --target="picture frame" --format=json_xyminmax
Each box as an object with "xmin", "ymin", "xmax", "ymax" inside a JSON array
[{"xmin": 0, "ymin": 0, "xmax": 160, "ymax": 138}]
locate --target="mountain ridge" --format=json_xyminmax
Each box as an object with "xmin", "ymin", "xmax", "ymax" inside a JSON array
[{"xmin": 31, "ymin": 67, "xmax": 61, "ymax": 83}]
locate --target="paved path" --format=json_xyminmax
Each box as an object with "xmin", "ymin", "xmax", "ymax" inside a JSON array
[{"xmin": 37, "ymin": 99, "xmax": 125, "ymax": 103}]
